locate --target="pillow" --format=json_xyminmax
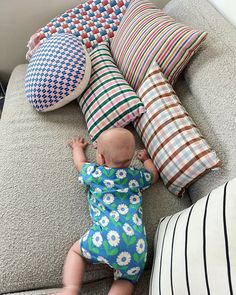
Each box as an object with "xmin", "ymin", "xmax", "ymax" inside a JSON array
[
  {"xmin": 110, "ymin": 0, "xmax": 207, "ymax": 90},
  {"xmin": 26, "ymin": 0, "xmax": 131, "ymax": 60},
  {"xmin": 164, "ymin": 0, "xmax": 236, "ymax": 203},
  {"xmin": 25, "ymin": 34, "xmax": 91, "ymax": 112},
  {"xmin": 150, "ymin": 178, "xmax": 236, "ymax": 294},
  {"xmin": 78, "ymin": 41, "xmax": 145, "ymax": 143},
  {"xmin": 133, "ymin": 61, "xmax": 220, "ymax": 197}
]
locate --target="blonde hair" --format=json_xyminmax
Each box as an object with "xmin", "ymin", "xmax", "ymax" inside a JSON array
[{"xmin": 97, "ymin": 128, "xmax": 135, "ymax": 167}]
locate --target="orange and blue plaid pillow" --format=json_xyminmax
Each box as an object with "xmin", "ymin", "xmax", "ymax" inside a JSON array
[{"xmin": 134, "ymin": 61, "xmax": 220, "ymax": 196}]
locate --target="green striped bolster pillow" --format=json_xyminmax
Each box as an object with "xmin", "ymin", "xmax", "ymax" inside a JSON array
[
  {"xmin": 78, "ymin": 40, "xmax": 145, "ymax": 144},
  {"xmin": 110, "ymin": 0, "xmax": 207, "ymax": 90},
  {"xmin": 150, "ymin": 178, "xmax": 236, "ymax": 294}
]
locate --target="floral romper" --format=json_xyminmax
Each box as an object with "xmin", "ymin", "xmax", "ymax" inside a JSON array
[{"xmin": 78, "ymin": 163, "xmax": 153, "ymax": 284}]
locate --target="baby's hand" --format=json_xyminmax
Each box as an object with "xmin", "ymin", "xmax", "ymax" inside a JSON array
[
  {"xmin": 138, "ymin": 149, "xmax": 151, "ymax": 163},
  {"xmin": 67, "ymin": 136, "xmax": 88, "ymax": 150}
]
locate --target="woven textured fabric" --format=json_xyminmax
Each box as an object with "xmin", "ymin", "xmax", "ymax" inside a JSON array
[
  {"xmin": 133, "ymin": 61, "xmax": 220, "ymax": 197},
  {"xmin": 150, "ymin": 178, "xmax": 236, "ymax": 294},
  {"xmin": 110, "ymin": 0, "xmax": 207, "ymax": 90},
  {"xmin": 26, "ymin": 0, "xmax": 130, "ymax": 61},
  {"xmin": 25, "ymin": 34, "xmax": 91, "ymax": 112},
  {"xmin": 78, "ymin": 41, "xmax": 145, "ymax": 143}
]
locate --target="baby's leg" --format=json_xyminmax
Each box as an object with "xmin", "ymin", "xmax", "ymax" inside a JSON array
[
  {"xmin": 58, "ymin": 241, "xmax": 86, "ymax": 295},
  {"xmin": 107, "ymin": 280, "xmax": 134, "ymax": 295}
]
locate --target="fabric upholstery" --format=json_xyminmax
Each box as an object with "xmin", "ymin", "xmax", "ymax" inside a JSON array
[
  {"xmin": 165, "ymin": 0, "xmax": 236, "ymax": 202},
  {"xmin": 2, "ymin": 0, "xmax": 235, "ymax": 292},
  {"xmin": 4, "ymin": 269, "xmax": 151, "ymax": 295},
  {"xmin": 0, "ymin": 65, "xmax": 191, "ymax": 294},
  {"xmin": 150, "ymin": 178, "xmax": 236, "ymax": 294},
  {"xmin": 110, "ymin": 0, "xmax": 207, "ymax": 90}
]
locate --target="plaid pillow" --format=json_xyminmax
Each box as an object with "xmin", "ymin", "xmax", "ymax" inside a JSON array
[
  {"xmin": 26, "ymin": 0, "xmax": 131, "ymax": 60},
  {"xmin": 110, "ymin": 0, "xmax": 207, "ymax": 90},
  {"xmin": 133, "ymin": 61, "xmax": 220, "ymax": 196},
  {"xmin": 78, "ymin": 41, "xmax": 145, "ymax": 143}
]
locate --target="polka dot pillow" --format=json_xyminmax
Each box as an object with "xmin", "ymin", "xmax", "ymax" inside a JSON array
[{"xmin": 25, "ymin": 34, "xmax": 91, "ymax": 112}]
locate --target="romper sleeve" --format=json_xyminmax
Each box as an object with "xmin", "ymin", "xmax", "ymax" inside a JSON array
[
  {"xmin": 78, "ymin": 163, "xmax": 97, "ymax": 186},
  {"xmin": 139, "ymin": 168, "xmax": 153, "ymax": 190}
]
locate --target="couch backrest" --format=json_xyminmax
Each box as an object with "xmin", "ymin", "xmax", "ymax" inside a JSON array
[{"xmin": 208, "ymin": 0, "xmax": 236, "ymax": 27}]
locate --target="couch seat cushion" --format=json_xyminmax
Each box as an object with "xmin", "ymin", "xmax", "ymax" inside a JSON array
[
  {"xmin": 4, "ymin": 269, "xmax": 151, "ymax": 295},
  {"xmin": 0, "ymin": 65, "xmax": 191, "ymax": 293}
]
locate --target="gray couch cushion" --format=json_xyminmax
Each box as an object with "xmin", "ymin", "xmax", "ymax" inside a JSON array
[
  {"xmin": 0, "ymin": 65, "xmax": 191, "ymax": 293},
  {"xmin": 165, "ymin": 0, "xmax": 236, "ymax": 203},
  {"xmin": 4, "ymin": 270, "xmax": 151, "ymax": 295}
]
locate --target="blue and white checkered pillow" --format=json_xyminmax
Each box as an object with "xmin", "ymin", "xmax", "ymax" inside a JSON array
[{"xmin": 25, "ymin": 34, "xmax": 91, "ymax": 112}]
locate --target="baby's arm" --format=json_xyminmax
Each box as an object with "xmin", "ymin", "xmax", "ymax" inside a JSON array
[
  {"xmin": 138, "ymin": 149, "xmax": 159, "ymax": 184},
  {"xmin": 68, "ymin": 137, "xmax": 89, "ymax": 172}
]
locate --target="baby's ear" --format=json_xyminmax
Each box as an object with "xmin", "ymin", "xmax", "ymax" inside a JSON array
[{"xmin": 98, "ymin": 153, "xmax": 105, "ymax": 165}]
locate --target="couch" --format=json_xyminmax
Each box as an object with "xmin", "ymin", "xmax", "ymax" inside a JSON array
[{"xmin": 0, "ymin": 0, "xmax": 235, "ymax": 294}]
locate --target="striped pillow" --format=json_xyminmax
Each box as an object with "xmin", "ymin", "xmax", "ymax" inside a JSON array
[
  {"xmin": 110, "ymin": 0, "xmax": 207, "ymax": 90},
  {"xmin": 150, "ymin": 178, "xmax": 236, "ymax": 295},
  {"xmin": 78, "ymin": 41, "xmax": 145, "ymax": 143},
  {"xmin": 133, "ymin": 61, "xmax": 220, "ymax": 196}
]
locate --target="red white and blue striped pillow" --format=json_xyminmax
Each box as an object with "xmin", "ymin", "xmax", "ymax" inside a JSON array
[
  {"xmin": 78, "ymin": 41, "xmax": 145, "ymax": 144},
  {"xmin": 134, "ymin": 61, "xmax": 220, "ymax": 196},
  {"xmin": 110, "ymin": 0, "xmax": 207, "ymax": 90}
]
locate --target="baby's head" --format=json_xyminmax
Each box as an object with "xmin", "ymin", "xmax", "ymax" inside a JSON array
[{"xmin": 96, "ymin": 128, "xmax": 135, "ymax": 168}]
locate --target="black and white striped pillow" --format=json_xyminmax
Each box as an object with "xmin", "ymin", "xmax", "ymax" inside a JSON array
[{"xmin": 150, "ymin": 178, "xmax": 236, "ymax": 295}]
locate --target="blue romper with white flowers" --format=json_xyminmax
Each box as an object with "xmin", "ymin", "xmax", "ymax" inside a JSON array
[{"xmin": 78, "ymin": 163, "xmax": 153, "ymax": 284}]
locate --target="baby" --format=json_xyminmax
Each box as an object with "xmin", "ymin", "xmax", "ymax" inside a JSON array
[{"xmin": 60, "ymin": 127, "xmax": 158, "ymax": 295}]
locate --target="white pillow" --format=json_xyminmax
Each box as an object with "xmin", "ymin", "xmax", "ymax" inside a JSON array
[{"xmin": 150, "ymin": 178, "xmax": 236, "ymax": 295}]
